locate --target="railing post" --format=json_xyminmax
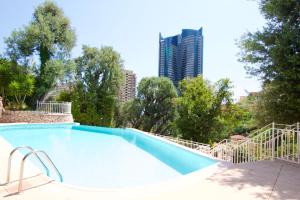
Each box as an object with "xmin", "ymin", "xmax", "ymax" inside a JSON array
[
  {"xmin": 272, "ymin": 122, "xmax": 275, "ymax": 160},
  {"xmin": 247, "ymin": 142, "xmax": 250, "ymax": 162},
  {"xmin": 297, "ymin": 122, "xmax": 300, "ymax": 163}
]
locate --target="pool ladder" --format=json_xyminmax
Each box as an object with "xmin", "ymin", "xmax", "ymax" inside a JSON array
[{"xmin": 0, "ymin": 146, "xmax": 63, "ymax": 193}]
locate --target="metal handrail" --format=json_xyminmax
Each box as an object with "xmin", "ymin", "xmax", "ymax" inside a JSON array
[
  {"xmin": 248, "ymin": 122, "xmax": 299, "ymax": 138},
  {"xmin": 154, "ymin": 134, "xmax": 211, "ymax": 154},
  {"xmin": 18, "ymin": 150, "xmax": 63, "ymax": 193},
  {"xmin": 156, "ymin": 134, "xmax": 210, "ymax": 147},
  {"xmin": 215, "ymin": 139, "xmax": 229, "ymax": 146},
  {"xmin": 248, "ymin": 123, "xmax": 273, "ymax": 138},
  {"xmin": 0, "ymin": 146, "xmax": 49, "ymax": 186},
  {"xmin": 211, "ymin": 122, "xmax": 300, "ymax": 164}
]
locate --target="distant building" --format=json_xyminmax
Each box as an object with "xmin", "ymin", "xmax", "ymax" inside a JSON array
[
  {"xmin": 239, "ymin": 96, "xmax": 247, "ymax": 102},
  {"xmin": 159, "ymin": 28, "xmax": 204, "ymax": 87},
  {"xmin": 118, "ymin": 69, "xmax": 136, "ymax": 102},
  {"xmin": 239, "ymin": 92, "xmax": 260, "ymax": 102}
]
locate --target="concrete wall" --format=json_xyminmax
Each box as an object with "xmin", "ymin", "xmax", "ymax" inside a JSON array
[{"xmin": 0, "ymin": 110, "xmax": 73, "ymax": 123}]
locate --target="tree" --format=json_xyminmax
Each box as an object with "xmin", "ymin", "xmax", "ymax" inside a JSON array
[
  {"xmin": 125, "ymin": 99, "xmax": 144, "ymax": 128},
  {"xmin": 0, "ymin": 58, "xmax": 35, "ymax": 109},
  {"xmin": 251, "ymin": 83, "xmax": 287, "ymax": 126},
  {"xmin": 5, "ymin": 1, "xmax": 76, "ymax": 101},
  {"xmin": 0, "ymin": 58, "xmax": 13, "ymax": 100},
  {"xmin": 121, "ymin": 100, "xmax": 144, "ymax": 128},
  {"xmin": 233, "ymin": 93, "xmax": 259, "ymax": 133},
  {"xmin": 122, "ymin": 77, "xmax": 177, "ymax": 134},
  {"xmin": 176, "ymin": 76, "xmax": 233, "ymax": 143},
  {"xmin": 114, "ymin": 100, "xmax": 143, "ymax": 128},
  {"xmin": 224, "ymin": 103, "xmax": 256, "ymax": 135},
  {"xmin": 238, "ymin": 0, "xmax": 300, "ymax": 124},
  {"xmin": 115, "ymin": 78, "xmax": 177, "ymax": 131},
  {"xmin": 8, "ymin": 75, "xmax": 35, "ymax": 109},
  {"xmin": 72, "ymin": 45, "xmax": 123, "ymax": 126}
]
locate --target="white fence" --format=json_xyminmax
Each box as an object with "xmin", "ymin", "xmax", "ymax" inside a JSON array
[
  {"xmin": 36, "ymin": 101, "xmax": 72, "ymax": 114},
  {"xmin": 157, "ymin": 122, "xmax": 300, "ymax": 165},
  {"xmin": 155, "ymin": 134, "xmax": 211, "ymax": 155},
  {"xmin": 212, "ymin": 122, "xmax": 300, "ymax": 164}
]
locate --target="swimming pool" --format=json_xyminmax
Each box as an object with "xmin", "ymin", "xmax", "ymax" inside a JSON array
[{"xmin": 0, "ymin": 123, "xmax": 217, "ymax": 188}]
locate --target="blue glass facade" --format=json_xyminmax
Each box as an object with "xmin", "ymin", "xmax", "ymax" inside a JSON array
[{"xmin": 159, "ymin": 28, "xmax": 203, "ymax": 87}]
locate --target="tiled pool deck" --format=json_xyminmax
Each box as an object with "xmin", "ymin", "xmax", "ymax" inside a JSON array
[{"xmin": 0, "ymin": 124, "xmax": 299, "ymax": 200}]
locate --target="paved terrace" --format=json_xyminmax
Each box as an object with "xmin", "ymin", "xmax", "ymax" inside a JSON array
[{"xmin": 0, "ymin": 135, "xmax": 299, "ymax": 200}]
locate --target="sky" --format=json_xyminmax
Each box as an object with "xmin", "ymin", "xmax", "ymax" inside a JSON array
[{"xmin": 0, "ymin": 0, "xmax": 266, "ymax": 99}]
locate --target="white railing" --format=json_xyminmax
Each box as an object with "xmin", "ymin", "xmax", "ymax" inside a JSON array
[
  {"xmin": 248, "ymin": 122, "xmax": 298, "ymax": 138},
  {"xmin": 155, "ymin": 134, "xmax": 211, "ymax": 155},
  {"xmin": 212, "ymin": 122, "xmax": 300, "ymax": 164},
  {"xmin": 153, "ymin": 122, "xmax": 299, "ymax": 165},
  {"xmin": 36, "ymin": 101, "xmax": 72, "ymax": 114},
  {"xmin": 233, "ymin": 128, "xmax": 299, "ymax": 164},
  {"xmin": 212, "ymin": 139, "xmax": 234, "ymax": 161}
]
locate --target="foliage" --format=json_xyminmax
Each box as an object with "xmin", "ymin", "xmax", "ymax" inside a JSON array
[
  {"xmin": 0, "ymin": 57, "xmax": 35, "ymax": 109},
  {"xmin": 121, "ymin": 77, "xmax": 177, "ymax": 134},
  {"xmin": 117, "ymin": 99, "xmax": 144, "ymax": 128},
  {"xmin": 0, "ymin": 58, "xmax": 13, "ymax": 100},
  {"xmin": 251, "ymin": 82, "xmax": 295, "ymax": 126},
  {"xmin": 5, "ymin": 1, "xmax": 76, "ymax": 102},
  {"xmin": 8, "ymin": 75, "xmax": 35, "ymax": 109},
  {"xmin": 55, "ymin": 89, "xmax": 73, "ymax": 102},
  {"xmin": 136, "ymin": 77, "xmax": 177, "ymax": 133},
  {"xmin": 176, "ymin": 76, "xmax": 234, "ymax": 143},
  {"xmin": 72, "ymin": 45, "xmax": 123, "ymax": 126},
  {"xmin": 113, "ymin": 102, "xmax": 125, "ymax": 127},
  {"xmin": 227, "ymin": 104, "xmax": 256, "ymax": 135},
  {"xmin": 238, "ymin": 0, "xmax": 300, "ymax": 124},
  {"xmin": 233, "ymin": 93, "xmax": 259, "ymax": 134}
]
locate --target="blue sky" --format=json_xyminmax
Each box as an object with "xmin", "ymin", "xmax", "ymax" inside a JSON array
[{"xmin": 0, "ymin": 0, "xmax": 266, "ymax": 99}]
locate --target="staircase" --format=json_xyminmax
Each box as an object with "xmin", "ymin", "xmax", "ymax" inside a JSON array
[{"xmin": 212, "ymin": 122, "xmax": 300, "ymax": 164}]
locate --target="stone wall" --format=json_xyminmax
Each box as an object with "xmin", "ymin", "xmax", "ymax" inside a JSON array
[{"xmin": 0, "ymin": 110, "xmax": 73, "ymax": 123}]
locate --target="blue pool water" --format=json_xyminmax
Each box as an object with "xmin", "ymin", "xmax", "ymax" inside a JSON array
[{"xmin": 0, "ymin": 124, "xmax": 216, "ymax": 188}]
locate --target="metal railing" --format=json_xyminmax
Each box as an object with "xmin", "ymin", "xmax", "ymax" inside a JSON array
[
  {"xmin": 155, "ymin": 134, "xmax": 211, "ymax": 155},
  {"xmin": 36, "ymin": 101, "xmax": 72, "ymax": 114},
  {"xmin": 153, "ymin": 123, "xmax": 299, "ymax": 165},
  {"xmin": 232, "ymin": 128, "xmax": 299, "ymax": 164},
  {"xmin": 0, "ymin": 146, "xmax": 49, "ymax": 186},
  {"xmin": 212, "ymin": 139, "xmax": 235, "ymax": 161},
  {"xmin": 1, "ymin": 146, "xmax": 63, "ymax": 193},
  {"xmin": 212, "ymin": 122, "xmax": 300, "ymax": 164},
  {"xmin": 18, "ymin": 150, "xmax": 63, "ymax": 193}
]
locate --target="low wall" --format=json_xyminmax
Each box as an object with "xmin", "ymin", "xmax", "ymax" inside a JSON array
[{"xmin": 0, "ymin": 110, "xmax": 73, "ymax": 123}]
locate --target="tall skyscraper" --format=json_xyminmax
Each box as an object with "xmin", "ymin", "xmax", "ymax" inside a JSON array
[
  {"xmin": 118, "ymin": 69, "xmax": 136, "ymax": 102},
  {"xmin": 159, "ymin": 28, "xmax": 203, "ymax": 87}
]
